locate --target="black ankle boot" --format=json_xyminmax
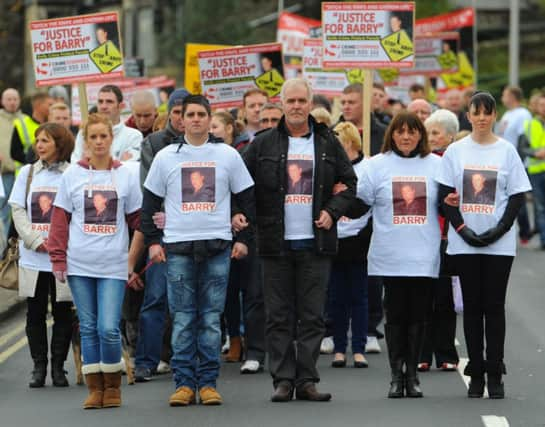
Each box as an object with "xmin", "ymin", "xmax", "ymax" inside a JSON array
[
  {"xmin": 385, "ymin": 324, "xmax": 406, "ymax": 398},
  {"xmin": 487, "ymin": 375, "xmax": 504, "ymax": 399},
  {"xmin": 29, "ymin": 361, "xmax": 47, "ymax": 388},
  {"xmin": 51, "ymin": 360, "xmax": 69, "ymax": 387},
  {"xmin": 405, "ymin": 324, "xmax": 426, "ymax": 398},
  {"xmin": 467, "ymin": 375, "xmax": 485, "ymax": 398}
]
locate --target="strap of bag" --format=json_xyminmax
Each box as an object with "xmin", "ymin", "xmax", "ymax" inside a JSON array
[{"xmin": 25, "ymin": 163, "xmax": 34, "ymax": 202}]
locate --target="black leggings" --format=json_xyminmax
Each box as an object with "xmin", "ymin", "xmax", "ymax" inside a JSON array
[
  {"xmin": 451, "ymin": 254, "xmax": 514, "ymax": 376},
  {"xmin": 383, "ymin": 277, "xmax": 433, "ymax": 326}
]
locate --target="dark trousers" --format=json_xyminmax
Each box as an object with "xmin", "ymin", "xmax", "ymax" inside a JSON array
[
  {"xmin": 420, "ymin": 277, "xmax": 459, "ymax": 367},
  {"xmin": 451, "ymin": 254, "xmax": 513, "ymax": 376},
  {"xmin": 226, "ymin": 242, "xmax": 266, "ymax": 362},
  {"xmin": 121, "ymin": 287, "xmax": 144, "ymax": 357},
  {"xmin": 367, "ymin": 276, "xmax": 384, "ymax": 338},
  {"xmin": 263, "ymin": 251, "xmax": 331, "ymax": 387},
  {"xmin": 26, "ymin": 271, "xmax": 72, "ymax": 363},
  {"xmin": 330, "ymin": 261, "xmax": 368, "ymax": 354},
  {"xmin": 383, "ymin": 277, "xmax": 433, "ymax": 326}
]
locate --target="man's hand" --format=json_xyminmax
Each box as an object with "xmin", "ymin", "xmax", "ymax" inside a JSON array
[
  {"xmin": 535, "ymin": 148, "xmax": 545, "ymax": 160},
  {"xmin": 231, "ymin": 213, "xmax": 248, "ymax": 233},
  {"xmin": 149, "ymin": 244, "xmax": 166, "ymax": 263},
  {"xmin": 332, "ymin": 182, "xmax": 347, "ymax": 195},
  {"xmin": 315, "ymin": 210, "xmax": 333, "ymax": 230},
  {"xmin": 152, "ymin": 212, "xmax": 166, "ymax": 229},
  {"xmin": 53, "ymin": 270, "xmax": 67, "ymax": 283},
  {"xmin": 127, "ymin": 272, "xmax": 145, "ymax": 291},
  {"xmin": 444, "ymin": 191, "xmax": 460, "ymax": 207},
  {"xmin": 231, "ymin": 242, "xmax": 248, "ymax": 260}
]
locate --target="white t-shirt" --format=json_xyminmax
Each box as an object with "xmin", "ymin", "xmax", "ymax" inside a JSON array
[
  {"xmin": 9, "ymin": 164, "xmax": 62, "ymax": 271},
  {"xmin": 284, "ymin": 135, "xmax": 315, "ymax": 240},
  {"xmin": 496, "ymin": 107, "xmax": 531, "ymax": 147},
  {"xmin": 144, "ymin": 140, "xmax": 254, "ymax": 243},
  {"xmin": 54, "ymin": 163, "xmax": 142, "ymax": 280},
  {"xmin": 436, "ymin": 136, "xmax": 532, "ymax": 256},
  {"xmin": 71, "ymin": 122, "xmax": 143, "ymax": 163},
  {"xmin": 337, "ymin": 158, "xmax": 372, "ymax": 239},
  {"xmin": 359, "ymin": 152, "xmax": 441, "ymax": 278}
]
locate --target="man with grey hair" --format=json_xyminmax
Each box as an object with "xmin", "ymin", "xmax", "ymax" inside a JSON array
[
  {"xmin": 0, "ymin": 88, "xmax": 22, "ymax": 239},
  {"xmin": 126, "ymin": 90, "xmax": 158, "ymax": 138},
  {"xmin": 242, "ymin": 78, "xmax": 358, "ymax": 402},
  {"xmin": 407, "ymin": 98, "xmax": 432, "ymax": 123}
]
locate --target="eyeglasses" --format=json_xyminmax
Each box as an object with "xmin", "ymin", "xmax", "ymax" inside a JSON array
[{"xmin": 259, "ymin": 117, "xmax": 280, "ymax": 124}]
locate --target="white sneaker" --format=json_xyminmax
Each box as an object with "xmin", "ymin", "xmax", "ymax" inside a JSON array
[
  {"xmin": 365, "ymin": 336, "xmax": 381, "ymax": 354},
  {"xmin": 240, "ymin": 360, "xmax": 262, "ymax": 374},
  {"xmin": 221, "ymin": 336, "xmax": 230, "ymax": 354},
  {"xmin": 320, "ymin": 336, "xmax": 335, "ymax": 354},
  {"xmin": 156, "ymin": 360, "xmax": 171, "ymax": 374}
]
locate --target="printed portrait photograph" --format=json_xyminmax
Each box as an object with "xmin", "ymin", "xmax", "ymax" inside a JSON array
[
  {"xmin": 259, "ymin": 51, "xmax": 284, "ymax": 76},
  {"xmin": 462, "ymin": 169, "xmax": 497, "ymax": 206},
  {"xmin": 31, "ymin": 191, "xmax": 55, "ymax": 224},
  {"xmin": 392, "ymin": 181, "xmax": 427, "ymax": 216},
  {"xmin": 387, "ymin": 11, "xmax": 413, "ymax": 40},
  {"xmin": 182, "ymin": 167, "xmax": 216, "ymax": 204},
  {"xmin": 286, "ymin": 160, "xmax": 313, "ymax": 195},
  {"xmin": 84, "ymin": 190, "xmax": 118, "ymax": 225}
]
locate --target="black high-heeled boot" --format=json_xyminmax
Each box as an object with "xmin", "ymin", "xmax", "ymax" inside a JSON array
[
  {"xmin": 405, "ymin": 323, "xmax": 426, "ymax": 398},
  {"xmin": 385, "ymin": 324, "xmax": 406, "ymax": 398}
]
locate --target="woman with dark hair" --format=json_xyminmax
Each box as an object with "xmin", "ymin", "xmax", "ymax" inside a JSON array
[
  {"xmin": 9, "ymin": 123, "xmax": 74, "ymax": 388},
  {"xmin": 48, "ymin": 113, "xmax": 142, "ymax": 409},
  {"xmin": 359, "ymin": 112, "xmax": 441, "ymax": 398},
  {"xmin": 437, "ymin": 92, "xmax": 531, "ymax": 399}
]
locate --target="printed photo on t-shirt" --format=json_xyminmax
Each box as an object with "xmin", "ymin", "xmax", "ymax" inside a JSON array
[
  {"xmin": 31, "ymin": 189, "xmax": 56, "ymax": 231},
  {"xmin": 83, "ymin": 187, "xmax": 118, "ymax": 234},
  {"xmin": 462, "ymin": 167, "xmax": 497, "ymax": 214},
  {"xmin": 285, "ymin": 156, "xmax": 313, "ymax": 205},
  {"xmin": 392, "ymin": 177, "xmax": 427, "ymax": 225},
  {"xmin": 181, "ymin": 162, "xmax": 216, "ymax": 212}
]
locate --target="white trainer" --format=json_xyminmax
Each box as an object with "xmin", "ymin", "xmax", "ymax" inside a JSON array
[
  {"xmin": 365, "ymin": 336, "xmax": 381, "ymax": 354},
  {"xmin": 240, "ymin": 360, "xmax": 262, "ymax": 374},
  {"xmin": 320, "ymin": 336, "xmax": 335, "ymax": 354},
  {"xmin": 221, "ymin": 336, "xmax": 230, "ymax": 354},
  {"xmin": 156, "ymin": 360, "xmax": 171, "ymax": 374}
]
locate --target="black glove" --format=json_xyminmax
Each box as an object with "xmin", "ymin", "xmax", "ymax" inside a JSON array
[
  {"xmin": 478, "ymin": 221, "xmax": 508, "ymax": 245},
  {"xmin": 458, "ymin": 225, "xmax": 488, "ymax": 247}
]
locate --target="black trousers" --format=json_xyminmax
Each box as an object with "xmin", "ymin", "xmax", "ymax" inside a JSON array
[
  {"xmin": 367, "ymin": 276, "xmax": 384, "ymax": 338},
  {"xmin": 263, "ymin": 251, "xmax": 331, "ymax": 387},
  {"xmin": 383, "ymin": 277, "xmax": 433, "ymax": 326},
  {"xmin": 420, "ymin": 277, "xmax": 459, "ymax": 367},
  {"xmin": 26, "ymin": 271, "xmax": 72, "ymax": 362},
  {"xmin": 451, "ymin": 254, "xmax": 514, "ymax": 376}
]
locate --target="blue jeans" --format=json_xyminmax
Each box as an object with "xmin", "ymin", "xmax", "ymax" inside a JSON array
[
  {"xmin": 68, "ymin": 276, "xmax": 125, "ymax": 366},
  {"xmin": 167, "ymin": 248, "xmax": 230, "ymax": 390},
  {"xmin": 330, "ymin": 262, "xmax": 368, "ymax": 354},
  {"xmin": 0, "ymin": 173, "xmax": 14, "ymax": 240},
  {"xmin": 135, "ymin": 260, "xmax": 168, "ymax": 370},
  {"xmin": 529, "ymin": 172, "xmax": 545, "ymax": 246}
]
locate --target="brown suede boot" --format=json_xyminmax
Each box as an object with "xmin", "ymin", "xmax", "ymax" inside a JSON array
[
  {"xmin": 102, "ymin": 372, "xmax": 122, "ymax": 408},
  {"xmin": 223, "ymin": 336, "xmax": 242, "ymax": 362},
  {"xmin": 83, "ymin": 373, "xmax": 104, "ymax": 409}
]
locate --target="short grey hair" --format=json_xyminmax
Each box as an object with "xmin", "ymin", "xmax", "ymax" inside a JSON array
[
  {"xmin": 280, "ymin": 78, "xmax": 313, "ymax": 103},
  {"xmin": 424, "ymin": 109, "xmax": 459, "ymax": 137},
  {"xmin": 130, "ymin": 90, "xmax": 157, "ymax": 108}
]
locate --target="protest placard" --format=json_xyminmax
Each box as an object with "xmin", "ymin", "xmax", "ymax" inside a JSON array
[
  {"xmin": 198, "ymin": 43, "xmax": 284, "ymax": 108},
  {"xmin": 277, "ymin": 12, "xmax": 322, "ymax": 79},
  {"xmin": 185, "ymin": 43, "xmax": 231, "ymax": 95},
  {"xmin": 302, "ymin": 39, "xmax": 348, "ymax": 96},
  {"xmin": 321, "ymin": 2, "xmax": 415, "ymax": 69},
  {"xmin": 30, "ymin": 12, "xmax": 124, "ymax": 87},
  {"xmin": 400, "ymin": 32, "xmax": 459, "ymax": 76}
]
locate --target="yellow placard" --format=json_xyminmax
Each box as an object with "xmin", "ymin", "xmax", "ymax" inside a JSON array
[
  {"xmin": 345, "ymin": 69, "xmax": 365, "ymax": 84},
  {"xmin": 377, "ymin": 68, "xmax": 399, "ymax": 84},
  {"xmin": 254, "ymin": 69, "xmax": 285, "ymax": 97},
  {"xmin": 380, "ymin": 30, "xmax": 414, "ymax": 62},
  {"xmin": 185, "ymin": 43, "xmax": 230, "ymax": 94},
  {"xmin": 437, "ymin": 50, "xmax": 458, "ymax": 70},
  {"xmin": 89, "ymin": 41, "xmax": 122, "ymax": 73},
  {"xmin": 440, "ymin": 52, "xmax": 474, "ymax": 88}
]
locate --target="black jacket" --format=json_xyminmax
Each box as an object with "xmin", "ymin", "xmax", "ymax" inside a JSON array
[{"xmin": 242, "ymin": 116, "xmax": 358, "ymax": 256}]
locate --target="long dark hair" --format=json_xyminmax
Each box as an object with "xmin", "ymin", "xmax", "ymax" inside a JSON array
[
  {"xmin": 468, "ymin": 91, "xmax": 496, "ymax": 115},
  {"xmin": 381, "ymin": 111, "xmax": 431, "ymax": 157}
]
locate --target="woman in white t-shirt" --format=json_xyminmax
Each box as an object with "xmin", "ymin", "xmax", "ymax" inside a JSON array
[
  {"xmin": 359, "ymin": 112, "xmax": 441, "ymax": 399},
  {"xmin": 9, "ymin": 123, "xmax": 74, "ymax": 389},
  {"xmin": 48, "ymin": 114, "xmax": 142, "ymax": 409},
  {"xmin": 437, "ymin": 92, "xmax": 531, "ymax": 399}
]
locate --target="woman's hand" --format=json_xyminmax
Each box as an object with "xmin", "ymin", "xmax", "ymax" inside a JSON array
[
  {"xmin": 127, "ymin": 271, "xmax": 145, "ymax": 291},
  {"xmin": 444, "ymin": 191, "xmax": 460, "ymax": 207},
  {"xmin": 231, "ymin": 242, "xmax": 248, "ymax": 260},
  {"xmin": 152, "ymin": 212, "xmax": 166, "ymax": 229},
  {"xmin": 53, "ymin": 270, "xmax": 67, "ymax": 283},
  {"xmin": 149, "ymin": 244, "xmax": 166, "ymax": 264},
  {"xmin": 231, "ymin": 213, "xmax": 248, "ymax": 233}
]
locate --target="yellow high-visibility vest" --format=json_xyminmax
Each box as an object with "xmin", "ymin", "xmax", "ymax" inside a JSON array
[
  {"xmin": 523, "ymin": 118, "xmax": 545, "ymax": 175},
  {"xmin": 12, "ymin": 115, "xmax": 39, "ymax": 174}
]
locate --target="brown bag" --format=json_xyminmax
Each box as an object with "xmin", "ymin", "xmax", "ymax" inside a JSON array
[
  {"xmin": 0, "ymin": 163, "xmax": 34, "ymax": 291},
  {"xmin": 0, "ymin": 237, "xmax": 19, "ymax": 290}
]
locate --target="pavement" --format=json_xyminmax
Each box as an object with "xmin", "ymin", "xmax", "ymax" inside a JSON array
[{"xmin": 0, "ymin": 287, "xmax": 24, "ymax": 321}]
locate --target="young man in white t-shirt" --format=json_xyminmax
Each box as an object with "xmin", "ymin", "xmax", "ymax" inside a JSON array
[{"xmin": 142, "ymin": 95, "xmax": 255, "ymax": 406}]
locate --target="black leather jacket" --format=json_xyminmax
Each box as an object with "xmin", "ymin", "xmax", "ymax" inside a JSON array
[{"xmin": 242, "ymin": 116, "xmax": 357, "ymax": 256}]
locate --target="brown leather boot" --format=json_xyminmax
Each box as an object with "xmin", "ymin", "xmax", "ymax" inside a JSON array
[
  {"xmin": 83, "ymin": 373, "xmax": 104, "ymax": 409},
  {"xmin": 223, "ymin": 336, "xmax": 242, "ymax": 362},
  {"xmin": 102, "ymin": 372, "xmax": 122, "ymax": 408}
]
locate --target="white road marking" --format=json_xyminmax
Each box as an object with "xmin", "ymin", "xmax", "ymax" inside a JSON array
[
  {"xmin": 455, "ymin": 338, "xmax": 460, "ymax": 347},
  {"xmin": 0, "ymin": 322, "xmax": 25, "ymax": 348},
  {"xmin": 481, "ymin": 415, "xmax": 510, "ymax": 427},
  {"xmin": 457, "ymin": 357, "xmax": 489, "ymax": 398},
  {"xmin": 0, "ymin": 319, "xmax": 52, "ymax": 364}
]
